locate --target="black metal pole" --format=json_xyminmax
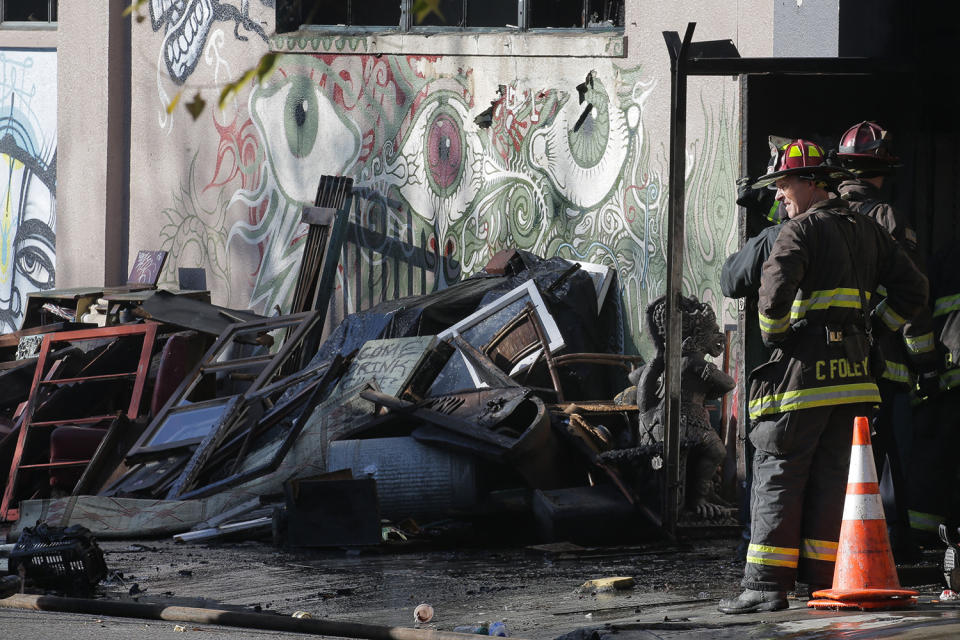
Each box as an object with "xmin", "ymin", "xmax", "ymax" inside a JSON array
[
  {"xmin": 661, "ymin": 22, "xmax": 695, "ymax": 537},
  {"xmin": 736, "ymin": 73, "xmax": 750, "ymax": 502}
]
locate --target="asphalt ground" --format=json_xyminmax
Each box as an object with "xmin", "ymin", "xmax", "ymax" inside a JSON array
[{"xmin": 2, "ymin": 536, "xmax": 959, "ymax": 639}]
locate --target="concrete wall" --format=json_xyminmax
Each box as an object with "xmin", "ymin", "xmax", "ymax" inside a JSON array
[
  {"xmin": 0, "ymin": 30, "xmax": 58, "ymax": 332},
  {"xmin": 126, "ymin": 0, "xmax": 773, "ymax": 357},
  {"xmin": 55, "ymin": 0, "xmax": 130, "ymax": 292},
  {"xmin": 774, "ymin": 0, "xmax": 838, "ymax": 56}
]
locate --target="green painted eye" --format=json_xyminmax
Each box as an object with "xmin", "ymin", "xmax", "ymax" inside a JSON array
[{"xmin": 283, "ymin": 76, "xmax": 319, "ymax": 158}]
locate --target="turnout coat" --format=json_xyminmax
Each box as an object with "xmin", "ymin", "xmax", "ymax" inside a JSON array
[
  {"xmin": 839, "ymin": 180, "xmax": 938, "ymax": 387},
  {"xmin": 748, "ymin": 197, "xmax": 928, "ymax": 420},
  {"xmin": 930, "ymin": 244, "xmax": 960, "ymax": 390}
]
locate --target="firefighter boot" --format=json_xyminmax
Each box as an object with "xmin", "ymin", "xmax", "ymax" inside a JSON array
[{"xmin": 718, "ymin": 589, "xmax": 788, "ymax": 614}]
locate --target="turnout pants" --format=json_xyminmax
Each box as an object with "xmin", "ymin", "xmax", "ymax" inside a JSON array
[
  {"xmin": 742, "ymin": 403, "xmax": 867, "ymax": 591},
  {"xmin": 908, "ymin": 389, "xmax": 960, "ymax": 535},
  {"xmin": 873, "ymin": 382, "xmax": 913, "ymax": 543}
]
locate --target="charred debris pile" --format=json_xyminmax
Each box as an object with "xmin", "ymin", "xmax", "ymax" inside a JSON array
[{"xmin": 0, "ymin": 249, "xmax": 731, "ymax": 550}]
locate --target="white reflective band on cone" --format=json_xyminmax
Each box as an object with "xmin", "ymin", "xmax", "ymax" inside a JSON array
[
  {"xmin": 847, "ymin": 444, "xmax": 878, "ymax": 483},
  {"xmin": 842, "ymin": 492, "xmax": 886, "ymax": 521}
]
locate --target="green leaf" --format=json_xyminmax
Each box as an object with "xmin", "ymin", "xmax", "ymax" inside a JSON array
[
  {"xmin": 412, "ymin": 0, "xmax": 444, "ymax": 23},
  {"xmin": 185, "ymin": 92, "xmax": 207, "ymax": 120},
  {"xmin": 165, "ymin": 91, "xmax": 183, "ymax": 115},
  {"xmin": 218, "ymin": 67, "xmax": 257, "ymax": 110},
  {"xmin": 218, "ymin": 54, "xmax": 281, "ymax": 110},
  {"xmin": 255, "ymin": 53, "xmax": 280, "ymax": 83},
  {"xmin": 122, "ymin": 0, "xmax": 148, "ymax": 17}
]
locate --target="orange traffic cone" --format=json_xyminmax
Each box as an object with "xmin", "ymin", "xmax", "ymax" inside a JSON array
[{"xmin": 808, "ymin": 416, "xmax": 917, "ymax": 610}]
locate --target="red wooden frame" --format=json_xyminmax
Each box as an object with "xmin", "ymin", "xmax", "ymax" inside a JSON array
[{"xmin": 0, "ymin": 322, "xmax": 158, "ymax": 521}]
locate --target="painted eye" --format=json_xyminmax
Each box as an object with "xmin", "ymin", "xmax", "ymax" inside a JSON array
[
  {"xmin": 425, "ymin": 111, "xmax": 464, "ymax": 198},
  {"xmin": 396, "ymin": 96, "xmax": 478, "ymax": 223},
  {"xmin": 283, "ymin": 76, "xmax": 319, "ymax": 159},
  {"xmin": 11, "ymin": 217, "xmax": 55, "ymax": 290},
  {"xmin": 568, "ymin": 101, "xmax": 609, "ymax": 169},
  {"xmin": 15, "ymin": 245, "xmax": 54, "ymax": 289},
  {"xmin": 252, "ymin": 71, "xmax": 359, "ymax": 204}
]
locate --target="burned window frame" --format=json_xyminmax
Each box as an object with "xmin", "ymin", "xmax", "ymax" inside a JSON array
[
  {"xmin": 276, "ymin": 0, "xmax": 624, "ymax": 33},
  {"xmin": 0, "ymin": 0, "xmax": 57, "ymax": 24},
  {"xmin": 126, "ymin": 311, "xmax": 324, "ymax": 461}
]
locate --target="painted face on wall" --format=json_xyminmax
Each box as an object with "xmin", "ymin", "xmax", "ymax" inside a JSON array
[
  {"xmin": 0, "ymin": 151, "xmax": 56, "ymax": 329},
  {"xmin": 0, "ymin": 51, "xmax": 57, "ymax": 333}
]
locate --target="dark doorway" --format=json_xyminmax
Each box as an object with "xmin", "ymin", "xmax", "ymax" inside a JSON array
[{"xmin": 743, "ymin": 71, "xmax": 957, "ymax": 258}]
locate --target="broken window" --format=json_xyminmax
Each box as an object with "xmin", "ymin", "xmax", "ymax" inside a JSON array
[
  {"xmin": 310, "ymin": 0, "xmax": 402, "ymax": 27},
  {"xmin": 278, "ymin": 0, "xmax": 624, "ymax": 32},
  {"xmin": 1, "ymin": 0, "xmax": 57, "ymax": 23}
]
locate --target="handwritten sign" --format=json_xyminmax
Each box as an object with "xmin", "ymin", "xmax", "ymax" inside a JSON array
[
  {"xmin": 335, "ymin": 336, "xmax": 437, "ymax": 398},
  {"xmin": 128, "ymin": 250, "xmax": 169, "ymax": 286}
]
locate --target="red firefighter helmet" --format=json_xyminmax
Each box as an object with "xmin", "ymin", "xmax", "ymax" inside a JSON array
[
  {"xmin": 837, "ymin": 121, "xmax": 899, "ymax": 166},
  {"xmin": 752, "ymin": 139, "xmax": 848, "ymax": 190}
]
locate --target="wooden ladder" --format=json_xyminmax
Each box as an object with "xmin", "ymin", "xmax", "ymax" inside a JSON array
[{"xmin": 0, "ymin": 322, "xmax": 157, "ymax": 521}]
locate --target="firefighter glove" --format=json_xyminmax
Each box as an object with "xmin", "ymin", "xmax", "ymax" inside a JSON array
[
  {"xmin": 736, "ymin": 176, "xmax": 758, "ymax": 208},
  {"xmin": 916, "ymin": 367, "xmax": 942, "ymax": 400}
]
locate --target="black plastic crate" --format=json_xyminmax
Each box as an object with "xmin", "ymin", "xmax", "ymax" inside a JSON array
[{"xmin": 8, "ymin": 523, "xmax": 107, "ymax": 594}]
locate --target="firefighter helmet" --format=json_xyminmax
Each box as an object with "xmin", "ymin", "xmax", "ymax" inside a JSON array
[
  {"xmin": 836, "ymin": 121, "xmax": 901, "ymax": 174},
  {"xmin": 752, "ymin": 139, "xmax": 848, "ymax": 190},
  {"xmin": 838, "ymin": 121, "xmax": 897, "ymax": 160}
]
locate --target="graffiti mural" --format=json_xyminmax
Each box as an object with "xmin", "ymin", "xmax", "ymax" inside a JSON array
[
  {"xmin": 150, "ymin": 0, "xmax": 271, "ymax": 84},
  {"xmin": 157, "ymin": 52, "xmax": 738, "ymax": 358},
  {"xmin": 0, "ymin": 50, "xmax": 57, "ymax": 333},
  {"xmin": 206, "ymin": 55, "xmax": 672, "ymax": 353},
  {"xmin": 158, "ymin": 153, "xmax": 234, "ymax": 300},
  {"xmin": 681, "ymin": 88, "xmax": 739, "ymax": 329}
]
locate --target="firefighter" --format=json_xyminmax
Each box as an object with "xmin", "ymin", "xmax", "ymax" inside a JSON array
[
  {"xmin": 834, "ymin": 121, "xmax": 940, "ymax": 551},
  {"xmin": 721, "ymin": 137, "xmax": 796, "ymax": 561},
  {"xmin": 718, "ymin": 139, "xmax": 928, "ymax": 614},
  {"xmin": 929, "ymin": 244, "xmax": 960, "ymax": 394},
  {"xmin": 911, "ymin": 243, "xmax": 960, "ymax": 552},
  {"xmin": 721, "ymin": 136, "xmax": 793, "ymax": 299},
  {"xmin": 722, "ymin": 137, "xmax": 847, "ymax": 554}
]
